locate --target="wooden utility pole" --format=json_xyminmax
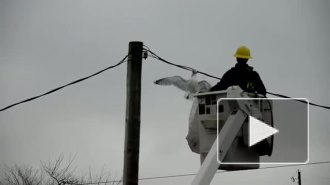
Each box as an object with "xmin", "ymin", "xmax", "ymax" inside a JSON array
[
  {"xmin": 123, "ymin": 41, "xmax": 143, "ymax": 185},
  {"xmin": 298, "ymin": 169, "xmax": 302, "ymax": 185}
]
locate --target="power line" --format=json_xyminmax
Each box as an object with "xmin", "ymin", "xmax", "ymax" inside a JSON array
[
  {"xmin": 1, "ymin": 47, "xmax": 329, "ymax": 112},
  {"xmin": 146, "ymin": 49, "xmax": 221, "ymax": 80},
  {"xmin": 138, "ymin": 161, "xmax": 330, "ymax": 181},
  {"xmin": 267, "ymin": 92, "xmax": 330, "ymax": 109},
  {"xmin": 0, "ymin": 55, "xmax": 128, "ymax": 112},
  {"xmin": 144, "ymin": 47, "xmax": 330, "ymax": 110},
  {"xmin": 72, "ymin": 160, "xmax": 330, "ymax": 184}
]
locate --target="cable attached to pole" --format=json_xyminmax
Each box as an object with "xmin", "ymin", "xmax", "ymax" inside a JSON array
[
  {"xmin": 144, "ymin": 46, "xmax": 330, "ymax": 110},
  {"xmin": 0, "ymin": 55, "xmax": 128, "ymax": 112}
]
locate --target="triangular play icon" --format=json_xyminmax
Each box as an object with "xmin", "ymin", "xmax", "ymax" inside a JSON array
[{"xmin": 249, "ymin": 116, "xmax": 279, "ymax": 147}]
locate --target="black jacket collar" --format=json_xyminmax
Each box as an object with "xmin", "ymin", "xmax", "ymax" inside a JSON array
[{"xmin": 234, "ymin": 63, "xmax": 253, "ymax": 70}]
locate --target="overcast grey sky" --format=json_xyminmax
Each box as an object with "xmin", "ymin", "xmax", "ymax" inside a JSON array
[{"xmin": 1, "ymin": 0, "xmax": 330, "ymax": 184}]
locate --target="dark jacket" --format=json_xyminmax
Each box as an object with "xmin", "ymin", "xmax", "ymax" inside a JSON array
[{"xmin": 210, "ymin": 63, "xmax": 267, "ymax": 95}]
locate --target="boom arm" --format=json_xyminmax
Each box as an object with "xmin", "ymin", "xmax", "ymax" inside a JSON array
[{"xmin": 192, "ymin": 109, "xmax": 247, "ymax": 185}]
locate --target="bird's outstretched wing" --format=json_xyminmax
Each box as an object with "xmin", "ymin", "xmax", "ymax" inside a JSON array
[
  {"xmin": 154, "ymin": 76, "xmax": 188, "ymax": 92},
  {"xmin": 198, "ymin": 80, "xmax": 212, "ymax": 92}
]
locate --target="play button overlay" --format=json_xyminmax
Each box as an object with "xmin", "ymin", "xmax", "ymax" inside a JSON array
[
  {"xmin": 215, "ymin": 98, "xmax": 309, "ymax": 165},
  {"xmin": 249, "ymin": 116, "xmax": 279, "ymax": 147}
]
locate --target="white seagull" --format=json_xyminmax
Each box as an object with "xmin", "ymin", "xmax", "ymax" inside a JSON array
[{"xmin": 154, "ymin": 70, "xmax": 212, "ymax": 100}]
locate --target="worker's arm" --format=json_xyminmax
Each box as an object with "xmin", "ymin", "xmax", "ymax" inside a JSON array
[
  {"xmin": 209, "ymin": 70, "xmax": 231, "ymax": 91},
  {"xmin": 254, "ymin": 72, "xmax": 267, "ymax": 96}
]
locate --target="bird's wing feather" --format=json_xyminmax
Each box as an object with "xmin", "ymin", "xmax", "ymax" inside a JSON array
[
  {"xmin": 154, "ymin": 76, "xmax": 188, "ymax": 92},
  {"xmin": 198, "ymin": 80, "xmax": 212, "ymax": 92}
]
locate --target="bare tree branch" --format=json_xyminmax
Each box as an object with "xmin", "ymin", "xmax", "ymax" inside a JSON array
[
  {"xmin": 2, "ymin": 165, "xmax": 46, "ymax": 185},
  {"xmin": 1, "ymin": 155, "xmax": 121, "ymax": 185}
]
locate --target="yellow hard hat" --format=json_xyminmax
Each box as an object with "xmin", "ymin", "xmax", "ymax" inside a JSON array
[{"xmin": 233, "ymin": 46, "xmax": 252, "ymax": 59}]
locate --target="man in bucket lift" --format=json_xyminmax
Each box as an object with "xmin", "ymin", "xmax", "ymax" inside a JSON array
[
  {"xmin": 210, "ymin": 46, "xmax": 272, "ymax": 156},
  {"xmin": 210, "ymin": 46, "xmax": 267, "ymax": 96}
]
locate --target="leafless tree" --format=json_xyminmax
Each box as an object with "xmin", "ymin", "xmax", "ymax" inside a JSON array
[
  {"xmin": 1, "ymin": 155, "xmax": 121, "ymax": 185},
  {"xmin": 2, "ymin": 165, "xmax": 48, "ymax": 185}
]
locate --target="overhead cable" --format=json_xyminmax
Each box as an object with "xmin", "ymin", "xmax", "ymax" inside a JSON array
[
  {"xmin": 0, "ymin": 55, "xmax": 128, "ymax": 112},
  {"xmin": 144, "ymin": 47, "xmax": 330, "ymax": 110},
  {"xmin": 69, "ymin": 160, "xmax": 330, "ymax": 184}
]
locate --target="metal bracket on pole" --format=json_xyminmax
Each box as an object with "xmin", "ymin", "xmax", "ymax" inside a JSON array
[{"xmin": 191, "ymin": 109, "xmax": 247, "ymax": 185}]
